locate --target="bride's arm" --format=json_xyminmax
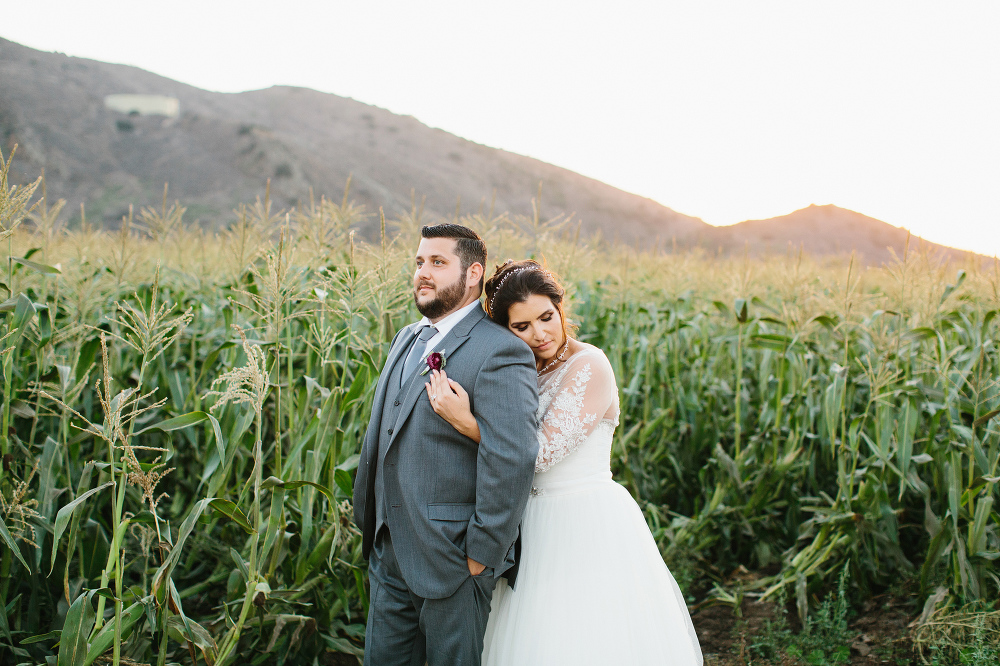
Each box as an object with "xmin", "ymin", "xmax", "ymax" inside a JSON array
[
  {"xmin": 535, "ymin": 351, "xmax": 619, "ymax": 472},
  {"xmin": 425, "ymin": 369, "xmax": 482, "ymax": 442}
]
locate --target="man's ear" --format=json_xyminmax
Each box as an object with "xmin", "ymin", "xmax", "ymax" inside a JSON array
[{"xmin": 466, "ymin": 262, "xmax": 484, "ymax": 288}]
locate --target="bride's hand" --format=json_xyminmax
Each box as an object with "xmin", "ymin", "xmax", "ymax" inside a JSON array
[{"xmin": 425, "ymin": 370, "xmax": 481, "ymax": 442}]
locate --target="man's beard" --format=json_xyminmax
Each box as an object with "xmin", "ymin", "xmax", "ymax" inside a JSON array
[{"xmin": 414, "ymin": 273, "xmax": 466, "ymax": 319}]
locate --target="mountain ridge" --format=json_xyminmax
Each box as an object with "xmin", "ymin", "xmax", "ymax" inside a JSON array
[
  {"xmin": 0, "ymin": 37, "xmax": 980, "ymax": 266},
  {"xmin": 704, "ymin": 203, "xmax": 974, "ymax": 263}
]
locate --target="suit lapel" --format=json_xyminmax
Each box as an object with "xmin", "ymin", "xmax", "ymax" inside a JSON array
[{"xmin": 388, "ymin": 306, "xmax": 486, "ymax": 447}]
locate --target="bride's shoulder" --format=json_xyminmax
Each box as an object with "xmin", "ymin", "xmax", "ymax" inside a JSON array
[
  {"xmin": 562, "ymin": 342, "xmax": 615, "ymax": 378},
  {"xmin": 570, "ymin": 341, "xmax": 609, "ymax": 362}
]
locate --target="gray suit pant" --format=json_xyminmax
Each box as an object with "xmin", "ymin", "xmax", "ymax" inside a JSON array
[{"xmin": 365, "ymin": 530, "xmax": 497, "ymax": 666}]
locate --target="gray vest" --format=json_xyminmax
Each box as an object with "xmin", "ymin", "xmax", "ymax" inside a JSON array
[{"xmin": 374, "ymin": 335, "xmax": 422, "ymax": 535}]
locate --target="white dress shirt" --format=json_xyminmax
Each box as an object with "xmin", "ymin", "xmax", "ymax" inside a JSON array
[{"xmin": 414, "ymin": 300, "xmax": 482, "ymax": 363}]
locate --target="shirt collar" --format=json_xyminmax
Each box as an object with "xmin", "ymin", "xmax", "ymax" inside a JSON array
[{"xmin": 417, "ymin": 300, "xmax": 482, "ymax": 340}]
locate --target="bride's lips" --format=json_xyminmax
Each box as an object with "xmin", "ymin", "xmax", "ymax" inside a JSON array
[{"xmin": 536, "ymin": 341, "xmax": 552, "ymax": 351}]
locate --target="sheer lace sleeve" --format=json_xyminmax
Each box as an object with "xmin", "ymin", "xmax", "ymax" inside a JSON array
[{"xmin": 535, "ymin": 348, "xmax": 619, "ymax": 473}]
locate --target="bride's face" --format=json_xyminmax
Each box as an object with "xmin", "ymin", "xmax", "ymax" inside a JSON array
[{"xmin": 507, "ymin": 294, "xmax": 565, "ymax": 362}]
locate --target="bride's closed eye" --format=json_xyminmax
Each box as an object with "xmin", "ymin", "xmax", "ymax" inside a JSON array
[{"xmin": 511, "ymin": 313, "xmax": 554, "ymax": 332}]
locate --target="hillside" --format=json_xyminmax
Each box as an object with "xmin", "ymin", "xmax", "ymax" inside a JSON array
[
  {"xmin": 0, "ymin": 37, "xmax": 981, "ymax": 264},
  {"xmin": 0, "ymin": 37, "xmax": 705, "ymax": 244},
  {"xmin": 707, "ymin": 204, "xmax": 975, "ymax": 266}
]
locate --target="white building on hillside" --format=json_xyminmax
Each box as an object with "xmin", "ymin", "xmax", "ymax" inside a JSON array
[{"xmin": 104, "ymin": 94, "xmax": 180, "ymax": 117}]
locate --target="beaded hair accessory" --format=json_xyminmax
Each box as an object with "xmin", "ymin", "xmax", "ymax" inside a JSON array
[{"xmin": 487, "ymin": 266, "xmax": 532, "ymax": 315}]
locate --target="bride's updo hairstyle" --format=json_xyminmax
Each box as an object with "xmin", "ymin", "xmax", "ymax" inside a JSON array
[{"xmin": 484, "ymin": 260, "xmax": 572, "ymax": 342}]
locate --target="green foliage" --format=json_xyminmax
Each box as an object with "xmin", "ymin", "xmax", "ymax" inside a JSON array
[
  {"xmin": 0, "ymin": 146, "xmax": 998, "ymax": 663},
  {"xmin": 746, "ymin": 590, "xmax": 795, "ymax": 662},
  {"xmin": 750, "ymin": 568, "xmax": 854, "ymax": 665},
  {"xmin": 587, "ymin": 247, "xmax": 1000, "ymax": 618},
  {"xmin": 916, "ymin": 597, "xmax": 1000, "ymax": 665},
  {"xmin": 960, "ymin": 615, "xmax": 1000, "ymax": 666}
]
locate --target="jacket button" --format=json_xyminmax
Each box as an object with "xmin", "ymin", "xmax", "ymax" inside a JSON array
[
  {"xmin": 388, "ymin": 428, "xmax": 394, "ymax": 435},
  {"xmin": 394, "ymin": 400, "xmax": 400, "ymax": 406}
]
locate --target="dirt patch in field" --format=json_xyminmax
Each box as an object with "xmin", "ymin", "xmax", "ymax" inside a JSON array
[
  {"xmin": 322, "ymin": 651, "xmax": 362, "ymax": 666},
  {"xmin": 693, "ymin": 599, "xmax": 782, "ymax": 665},
  {"xmin": 692, "ymin": 594, "xmax": 921, "ymax": 665}
]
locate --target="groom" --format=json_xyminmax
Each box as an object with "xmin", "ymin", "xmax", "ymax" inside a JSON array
[{"xmin": 353, "ymin": 224, "xmax": 539, "ymax": 665}]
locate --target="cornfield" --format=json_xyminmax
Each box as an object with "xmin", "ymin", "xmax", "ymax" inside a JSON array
[{"xmin": 0, "ymin": 145, "xmax": 997, "ymax": 664}]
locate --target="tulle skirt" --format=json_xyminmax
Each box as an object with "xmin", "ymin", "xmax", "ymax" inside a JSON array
[{"xmin": 482, "ymin": 475, "xmax": 703, "ymax": 665}]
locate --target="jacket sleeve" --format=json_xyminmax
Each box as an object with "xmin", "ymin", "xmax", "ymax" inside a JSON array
[{"xmin": 464, "ymin": 337, "xmax": 539, "ymax": 568}]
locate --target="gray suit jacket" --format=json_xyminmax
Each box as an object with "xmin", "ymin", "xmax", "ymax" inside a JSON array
[{"xmin": 353, "ymin": 305, "xmax": 539, "ymax": 599}]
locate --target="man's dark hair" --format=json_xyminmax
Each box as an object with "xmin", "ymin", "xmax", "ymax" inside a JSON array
[{"xmin": 420, "ymin": 224, "xmax": 487, "ymax": 293}]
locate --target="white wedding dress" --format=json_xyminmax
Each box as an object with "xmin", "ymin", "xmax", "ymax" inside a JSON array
[{"xmin": 482, "ymin": 344, "xmax": 703, "ymax": 665}]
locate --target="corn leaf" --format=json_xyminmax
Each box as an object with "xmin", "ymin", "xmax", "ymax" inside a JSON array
[
  {"xmin": 972, "ymin": 409, "xmax": 1000, "ymax": 428},
  {"xmin": 83, "ymin": 599, "xmax": 146, "ymax": 665},
  {"xmin": 133, "ymin": 410, "xmax": 209, "ymax": 435},
  {"xmin": 263, "ymin": 476, "xmax": 336, "ymax": 504},
  {"xmin": 209, "ymin": 498, "xmax": 254, "ymax": 534},
  {"xmin": 57, "ymin": 591, "xmax": 95, "ymax": 666},
  {"xmin": 0, "ymin": 514, "xmax": 30, "ymax": 571},
  {"xmin": 51, "ymin": 481, "xmax": 113, "ymax": 574},
  {"xmin": 11, "ymin": 256, "xmax": 61, "ymax": 274}
]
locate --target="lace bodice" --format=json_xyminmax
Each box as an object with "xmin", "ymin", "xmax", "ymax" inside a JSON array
[{"xmin": 534, "ymin": 345, "xmax": 620, "ymax": 475}]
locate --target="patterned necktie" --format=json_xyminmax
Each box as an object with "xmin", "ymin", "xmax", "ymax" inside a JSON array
[{"xmin": 401, "ymin": 325, "xmax": 437, "ymax": 383}]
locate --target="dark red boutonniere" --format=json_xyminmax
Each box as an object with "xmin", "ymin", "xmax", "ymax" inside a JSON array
[{"xmin": 420, "ymin": 350, "xmax": 447, "ymax": 375}]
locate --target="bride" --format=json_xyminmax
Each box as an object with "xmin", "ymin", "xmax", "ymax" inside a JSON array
[{"xmin": 423, "ymin": 260, "xmax": 703, "ymax": 665}]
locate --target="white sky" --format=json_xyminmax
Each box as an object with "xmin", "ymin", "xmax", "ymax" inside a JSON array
[{"xmin": 4, "ymin": 1, "xmax": 1000, "ymax": 256}]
